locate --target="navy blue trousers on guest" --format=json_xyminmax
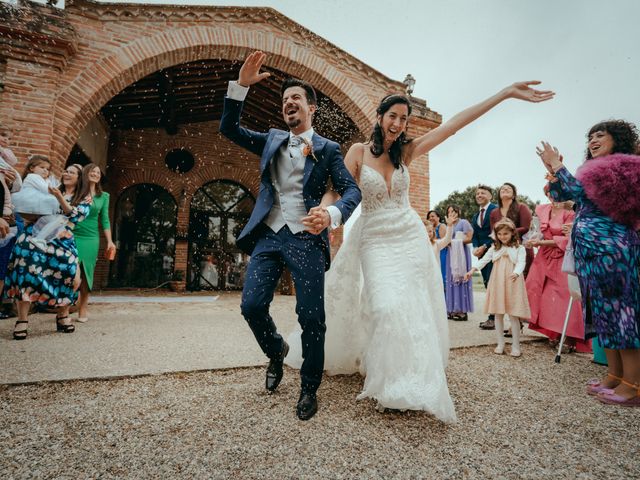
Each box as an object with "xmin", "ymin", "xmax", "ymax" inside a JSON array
[{"xmin": 241, "ymin": 225, "xmax": 326, "ymax": 393}]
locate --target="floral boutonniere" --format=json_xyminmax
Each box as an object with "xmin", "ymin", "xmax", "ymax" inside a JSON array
[{"xmin": 301, "ymin": 138, "xmax": 318, "ymax": 162}]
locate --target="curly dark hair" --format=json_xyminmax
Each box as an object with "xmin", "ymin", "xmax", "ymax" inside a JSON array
[
  {"xmin": 369, "ymin": 94, "xmax": 413, "ymax": 169},
  {"xmin": 586, "ymin": 120, "xmax": 640, "ymax": 159}
]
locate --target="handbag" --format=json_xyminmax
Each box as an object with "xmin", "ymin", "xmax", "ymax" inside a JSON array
[{"xmin": 104, "ymin": 244, "xmax": 117, "ymax": 261}]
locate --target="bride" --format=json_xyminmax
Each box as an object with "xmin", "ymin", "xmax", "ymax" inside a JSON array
[{"xmin": 287, "ymin": 82, "xmax": 554, "ymax": 423}]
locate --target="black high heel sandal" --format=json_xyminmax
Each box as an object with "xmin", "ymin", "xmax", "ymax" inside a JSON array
[
  {"xmin": 55, "ymin": 315, "xmax": 75, "ymax": 333},
  {"xmin": 13, "ymin": 320, "xmax": 28, "ymax": 340}
]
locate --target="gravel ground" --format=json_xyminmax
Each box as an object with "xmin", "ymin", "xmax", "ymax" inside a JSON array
[{"xmin": 1, "ymin": 343, "xmax": 637, "ymax": 479}]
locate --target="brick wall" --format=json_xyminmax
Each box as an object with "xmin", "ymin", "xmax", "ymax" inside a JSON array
[
  {"xmin": 1, "ymin": 0, "xmax": 442, "ymax": 289},
  {"xmin": 92, "ymin": 120, "xmax": 260, "ymax": 288}
]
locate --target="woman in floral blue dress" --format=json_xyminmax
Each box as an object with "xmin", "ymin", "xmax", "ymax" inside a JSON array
[
  {"xmin": 538, "ymin": 120, "xmax": 640, "ymax": 407},
  {"xmin": 6, "ymin": 159, "xmax": 91, "ymax": 340}
]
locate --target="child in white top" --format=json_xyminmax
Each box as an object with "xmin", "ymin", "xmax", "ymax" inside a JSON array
[
  {"xmin": 11, "ymin": 156, "xmax": 60, "ymax": 216},
  {"xmin": 11, "ymin": 155, "xmax": 76, "ymax": 250},
  {"xmin": 465, "ymin": 218, "xmax": 531, "ymax": 357}
]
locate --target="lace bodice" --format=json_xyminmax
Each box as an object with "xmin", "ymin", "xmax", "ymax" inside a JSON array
[{"xmin": 360, "ymin": 164, "xmax": 410, "ymax": 214}]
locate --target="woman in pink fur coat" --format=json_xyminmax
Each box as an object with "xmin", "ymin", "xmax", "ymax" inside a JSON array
[{"xmin": 537, "ymin": 120, "xmax": 640, "ymax": 407}]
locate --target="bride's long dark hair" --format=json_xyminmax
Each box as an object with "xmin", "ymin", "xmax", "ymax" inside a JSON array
[{"xmin": 369, "ymin": 94, "xmax": 413, "ymax": 169}]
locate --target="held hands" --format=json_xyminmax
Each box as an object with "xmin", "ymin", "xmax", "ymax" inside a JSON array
[
  {"xmin": 238, "ymin": 51, "xmax": 271, "ymax": 87},
  {"xmin": 302, "ymin": 206, "xmax": 331, "ymax": 235},
  {"xmin": 503, "ymin": 81, "xmax": 555, "ymax": 103},
  {"xmin": 509, "ymin": 273, "xmax": 520, "ymax": 282},
  {"xmin": 536, "ymin": 141, "xmax": 564, "ymax": 174},
  {"xmin": 525, "ymin": 239, "xmax": 540, "ymax": 248}
]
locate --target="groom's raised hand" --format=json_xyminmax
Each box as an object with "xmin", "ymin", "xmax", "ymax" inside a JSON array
[
  {"xmin": 238, "ymin": 51, "xmax": 271, "ymax": 87},
  {"xmin": 302, "ymin": 206, "xmax": 331, "ymax": 235}
]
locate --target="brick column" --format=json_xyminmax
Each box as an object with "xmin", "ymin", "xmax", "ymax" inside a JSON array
[
  {"xmin": 0, "ymin": 58, "xmax": 60, "ymax": 169},
  {"xmin": 0, "ymin": 1, "xmax": 77, "ymax": 171}
]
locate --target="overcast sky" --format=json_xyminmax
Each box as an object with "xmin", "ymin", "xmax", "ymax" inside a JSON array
[{"xmin": 27, "ymin": 0, "xmax": 640, "ymax": 206}]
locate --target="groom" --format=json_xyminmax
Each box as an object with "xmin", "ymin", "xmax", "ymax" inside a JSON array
[{"xmin": 219, "ymin": 51, "xmax": 361, "ymax": 420}]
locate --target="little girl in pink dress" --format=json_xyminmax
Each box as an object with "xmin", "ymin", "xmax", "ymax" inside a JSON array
[{"xmin": 466, "ymin": 218, "xmax": 531, "ymax": 357}]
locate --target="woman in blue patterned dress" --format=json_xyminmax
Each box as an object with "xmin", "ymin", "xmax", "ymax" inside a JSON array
[
  {"xmin": 537, "ymin": 120, "xmax": 640, "ymax": 407},
  {"xmin": 6, "ymin": 159, "xmax": 91, "ymax": 340}
]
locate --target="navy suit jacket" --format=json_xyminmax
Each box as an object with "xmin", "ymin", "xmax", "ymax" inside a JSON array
[
  {"xmin": 219, "ymin": 96, "xmax": 361, "ymax": 270},
  {"xmin": 471, "ymin": 203, "xmax": 498, "ymax": 250}
]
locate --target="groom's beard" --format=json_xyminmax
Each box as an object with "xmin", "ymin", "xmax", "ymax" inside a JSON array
[{"xmin": 286, "ymin": 118, "xmax": 301, "ymax": 129}]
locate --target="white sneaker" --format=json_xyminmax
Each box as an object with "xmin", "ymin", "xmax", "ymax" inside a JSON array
[{"xmin": 76, "ymin": 317, "xmax": 88, "ymax": 323}]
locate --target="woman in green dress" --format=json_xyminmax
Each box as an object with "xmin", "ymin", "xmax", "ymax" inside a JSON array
[{"xmin": 73, "ymin": 163, "xmax": 115, "ymax": 322}]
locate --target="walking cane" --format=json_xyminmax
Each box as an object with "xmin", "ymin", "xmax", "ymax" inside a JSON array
[{"xmin": 555, "ymin": 274, "xmax": 582, "ymax": 364}]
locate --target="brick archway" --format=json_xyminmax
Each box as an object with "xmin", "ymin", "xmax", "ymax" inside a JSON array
[
  {"xmin": 51, "ymin": 25, "xmax": 379, "ymax": 167},
  {"xmin": 2, "ymin": 1, "xmax": 442, "ymax": 289}
]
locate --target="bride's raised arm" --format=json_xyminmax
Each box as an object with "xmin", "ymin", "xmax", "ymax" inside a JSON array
[{"xmin": 405, "ymin": 81, "xmax": 554, "ymax": 163}]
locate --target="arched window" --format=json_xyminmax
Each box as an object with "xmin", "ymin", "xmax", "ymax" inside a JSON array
[
  {"xmin": 110, "ymin": 184, "xmax": 177, "ymax": 288},
  {"xmin": 188, "ymin": 180, "xmax": 254, "ymax": 290}
]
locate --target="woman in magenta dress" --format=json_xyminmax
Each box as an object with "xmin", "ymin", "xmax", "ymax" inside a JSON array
[{"xmin": 525, "ymin": 187, "xmax": 590, "ymax": 352}]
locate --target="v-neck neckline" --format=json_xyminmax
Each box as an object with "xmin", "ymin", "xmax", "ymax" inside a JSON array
[{"xmin": 363, "ymin": 163, "xmax": 396, "ymax": 198}]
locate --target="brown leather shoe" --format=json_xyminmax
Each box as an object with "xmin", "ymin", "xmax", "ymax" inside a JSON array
[{"xmin": 479, "ymin": 319, "xmax": 495, "ymax": 330}]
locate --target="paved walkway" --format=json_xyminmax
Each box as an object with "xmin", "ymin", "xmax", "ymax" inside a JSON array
[{"xmin": 0, "ymin": 291, "xmax": 543, "ymax": 384}]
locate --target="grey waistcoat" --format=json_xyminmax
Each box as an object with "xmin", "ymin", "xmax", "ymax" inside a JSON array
[{"xmin": 263, "ymin": 142, "xmax": 307, "ymax": 234}]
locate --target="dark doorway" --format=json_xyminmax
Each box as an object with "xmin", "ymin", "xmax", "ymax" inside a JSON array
[{"xmin": 110, "ymin": 184, "xmax": 178, "ymax": 288}]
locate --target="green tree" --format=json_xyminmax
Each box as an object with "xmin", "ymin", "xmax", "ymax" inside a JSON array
[{"xmin": 433, "ymin": 185, "xmax": 540, "ymax": 221}]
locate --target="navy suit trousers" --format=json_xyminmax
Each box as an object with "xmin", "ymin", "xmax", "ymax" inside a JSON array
[{"xmin": 241, "ymin": 224, "xmax": 326, "ymax": 393}]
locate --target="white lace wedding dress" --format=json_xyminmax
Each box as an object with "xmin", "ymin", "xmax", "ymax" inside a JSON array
[{"xmin": 286, "ymin": 164, "xmax": 456, "ymax": 423}]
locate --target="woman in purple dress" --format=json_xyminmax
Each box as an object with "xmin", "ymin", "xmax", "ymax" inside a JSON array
[{"xmin": 444, "ymin": 205, "xmax": 474, "ymax": 320}]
